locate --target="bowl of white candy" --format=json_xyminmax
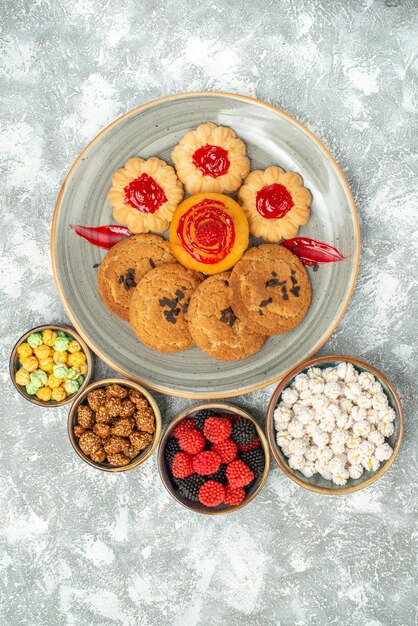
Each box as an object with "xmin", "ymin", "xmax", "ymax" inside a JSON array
[{"xmin": 266, "ymin": 356, "xmax": 404, "ymax": 494}]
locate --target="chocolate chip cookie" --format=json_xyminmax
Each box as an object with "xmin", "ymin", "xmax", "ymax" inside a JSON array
[
  {"xmin": 230, "ymin": 244, "xmax": 311, "ymax": 335},
  {"xmin": 98, "ymin": 234, "xmax": 175, "ymax": 321},
  {"xmin": 188, "ymin": 272, "xmax": 266, "ymax": 361},
  {"xmin": 129, "ymin": 263, "xmax": 203, "ymax": 352}
]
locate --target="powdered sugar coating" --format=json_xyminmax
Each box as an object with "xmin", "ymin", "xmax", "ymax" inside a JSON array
[{"xmin": 275, "ymin": 362, "xmax": 395, "ymax": 486}]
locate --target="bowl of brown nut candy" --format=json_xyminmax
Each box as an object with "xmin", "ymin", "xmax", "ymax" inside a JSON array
[{"xmin": 68, "ymin": 378, "xmax": 162, "ymax": 471}]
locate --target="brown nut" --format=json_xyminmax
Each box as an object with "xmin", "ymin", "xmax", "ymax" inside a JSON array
[
  {"xmin": 87, "ymin": 389, "xmax": 106, "ymax": 411},
  {"xmin": 106, "ymin": 453, "xmax": 130, "ymax": 467},
  {"xmin": 77, "ymin": 404, "xmax": 95, "ymax": 429},
  {"xmin": 105, "ymin": 397, "xmax": 122, "ymax": 418},
  {"xmin": 119, "ymin": 399, "xmax": 136, "ymax": 418},
  {"xmin": 103, "ymin": 435, "xmax": 130, "ymax": 456},
  {"xmin": 73, "ymin": 424, "xmax": 85, "ymax": 438},
  {"xmin": 111, "ymin": 418, "xmax": 134, "ymax": 437},
  {"xmin": 129, "ymin": 430, "xmax": 153, "ymax": 453},
  {"xmin": 128, "ymin": 389, "xmax": 147, "ymax": 406},
  {"xmin": 79, "ymin": 431, "xmax": 101, "ymax": 455},
  {"xmin": 106, "ymin": 384, "xmax": 128, "ymax": 399},
  {"xmin": 93, "ymin": 423, "xmax": 110, "ymax": 438},
  {"xmin": 90, "ymin": 447, "xmax": 106, "ymax": 463},
  {"xmin": 134, "ymin": 408, "xmax": 155, "ymax": 434},
  {"xmin": 95, "ymin": 404, "xmax": 112, "ymax": 424}
]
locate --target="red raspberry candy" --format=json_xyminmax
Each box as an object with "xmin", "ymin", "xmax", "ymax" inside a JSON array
[
  {"xmin": 172, "ymin": 452, "xmax": 194, "ymax": 479},
  {"xmin": 226, "ymin": 460, "xmax": 254, "ymax": 489},
  {"xmin": 178, "ymin": 429, "xmax": 206, "ymax": 455},
  {"xmin": 198, "ymin": 480, "xmax": 225, "ymax": 507},
  {"xmin": 212, "ymin": 439, "xmax": 237, "ymax": 464},
  {"xmin": 224, "ymin": 484, "xmax": 246, "ymax": 507},
  {"xmin": 203, "ymin": 417, "xmax": 232, "ymax": 444},
  {"xmin": 238, "ymin": 438, "xmax": 261, "ymax": 453},
  {"xmin": 173, "ymin": 418, "xmax": 195, "ymax": 439},
  {"xmin": 193, "ymin": 450, "xmax": 221, "ymax": 475}
]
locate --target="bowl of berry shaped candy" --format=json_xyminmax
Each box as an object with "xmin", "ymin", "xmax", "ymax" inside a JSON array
[
  {"xmin": 158, "ymin": 403, "xmax": 270, "ymax": 514},
  {"xmin": 266, "ymin": 355, "xmax": 404, "ymax": 495}
]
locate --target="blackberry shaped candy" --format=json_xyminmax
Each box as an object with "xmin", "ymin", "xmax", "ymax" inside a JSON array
[
  {"xmin": 192, "ymin": 409, "xmax": 213, "ymax": 431},
  {"xmin": 164, "ymin": 436, "xmax": 181, "ymax": 468},
  {"xmin": 241, "ymin": 448, "xmax": 265, "ymax": 478},
  {"xmin": 208, "ymin": 463, "xmax": 227, "ymax": 485},
  {"xmin": 176, "ymin": 474, "xmax": 206, "ymax": 501},
  {"xmin": 231, "ymin": 418, "xmax": 257, "ymax": 446}
]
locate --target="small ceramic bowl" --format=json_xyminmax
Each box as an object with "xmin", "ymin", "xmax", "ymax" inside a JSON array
[
  {"xmin": 10, "ymin": 324, "xmax": 93, "ymax": 407},
  {"xmin": 68, "ymin": 378, "xmax": 162, "ymax": 472},
  {"xmin": 266, "ymin": 355, "xmax": 404, "ymax": 495},
  {"xmin": 158, "ymin": 402, "xmax": 270, "ymax": 514}
]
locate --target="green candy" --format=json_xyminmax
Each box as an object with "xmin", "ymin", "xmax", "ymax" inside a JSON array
[
  {"xmin": 67, "ymin": 367, "xmax": 81, "ymax": 380},
  {"xmin": 75, "ymin": 375, "xmax": 84, "ymax": 386},
  {"xmin": 26, "ymin": 381, "xmax": 39, "ymax": 395},
  {"xmin": 57, "ymin": 330, "xmax": 66, "ymax": 337},
  {"xmin": 64, "ymin": 379, "xmax": 80, "ymax": 394},
  {"xmin": 27, "ymin": 333, "xmax": 43, "ymax": 348},
  {"xmin": 53, "ymin": 363, "xmax": 69, "ymax": 379},
  {"xmin": 53, "ymin": 336, "xmax": 70, "ymax": 352},
  {"xmin": 30, "ymin": 369, "xmax": 48, "ymax": 387}
]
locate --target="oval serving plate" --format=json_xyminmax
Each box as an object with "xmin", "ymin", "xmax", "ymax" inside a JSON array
[{"xmin": 51, "ymin": 92, "xmax": 360, "ymax": 398}]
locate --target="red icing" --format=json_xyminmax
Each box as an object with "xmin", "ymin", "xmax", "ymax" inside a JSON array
[
  {"xmin": 281, "ymin": 237, "xmax": 346, "ymax": 266},
  {"xmin": 256, "ymin": 183, "xmax": 294, "ymax": 219},
  {"xmin": 177, "ymin": 199, "xmax": 235, "ymax": 264},
  {"xmin": 124, "ymin": 173, "xmax": 167, "ymax": 214},
  {"xmin": 192, "ymin": 144, "xmax": 230, "ymax": 178}
]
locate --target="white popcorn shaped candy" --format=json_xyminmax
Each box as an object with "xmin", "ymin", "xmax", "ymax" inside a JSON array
[
  {"xmin": 362, "ymin": 456, "xmax": 380, "ymax": 472},
  {"xmin": 373, "ymin": 393, "xmax": 389, "ymax": 411},
  {"xmin": 339, "ymin": 398, "xmax": 353, "ymax": 414},
  {"xmin": 316, "ymin": 447, "xmax": 333, "ymax": 462},
  {"xmin": 288, "ymin": 419, "xmax": 305, "ymax": 438},
  {"xmin": 324, "ymin": 382, "xmax": 342, "ymax": 400},
  {"xmin": 277, "ymin": 431, "xmax": 292, "ymax": 448},
  {"xmin": 353, "ymin": 419, "xmax": 371, "ymax": 438},
  {"xmin": 359, "ymin": 440, "xmax": 375, "ymax": 458},
  {"xmin": 323, "ymin": 367, "xmax": 340, "ymax": 382},
  {"xmin": 288, "ymin": 438, "xmax": 307, "ymax": 455},
  {"xmin": 281, "ymin": 387, "xmax": 299, "ymax": 407},
  {"xmin": 351, "ymin": 406, "xmax": 367, "ymax": 422},
  {"xmin": 288, "ymin": 454, "xmax": 305, "ymax": 470},
  {"xmin": 375, "ymin": 443, "xmax": 393, "ymax": 461},
  {"xmin": 345, "ymin": 382, "xmax": 362, "ymax": 401},
  {"xmin": 348, "ymin": 464, "xmax": 364, "ymax": 480},
  {"xmin": 309, "ymin": 377, "xmax": 325, "ymax": 395},
  {"xmin": 357, "ymin": 393, "xmax": 373, "ymax": 409},
  {"xmin": 379, "ymin": 407, "xmax": 396, "ymax": 423},
  {"xmin": 305, "ymin": 446, "xmax": 319, "ymax": 462},
  {"xmin": 300, "ymin": 462, "xmax": 316, "ymax": 478},
  {"xmin": 337, "ymin": 361, "xmax": 348, "ymax": 380},
  {"xmin": 378, "ymin": 421, "xmax": 395, "ymax": 437},
  {"xmin": 368, "ymin": 429, "xmax": 385, "ymax": 447},
  {"xmin": 307, "ymin": 367, "xmax": 322, "ymax": 379},
  {"xmin": 370, "ymin": 380, "xmax": 383, "ymax": 396},
  {"xmin": 328, "ymin": 455, "xmax": 346, "ymax": 474},
  {"xmin": 344, "ymin": 363, "xmax": 358, "ymax": 383},
  {"xmin": 305, "ymin": 421, "xmax": 319, "ymax": 436},
  {"xmin": 315, "ymin": 460, "xmax": 332, "ymax": 481},
  {"xmin": 311, "ymin": 395, "xmax": 328, "ymax": 413},
  {"xmin": 312, "ymin": 430, "xmax": 330, "ymax": 448},
  {"xmin": 320, "ymin": 413, "xmax": 336, "ymax": 433},
  {"xmin": 332, "ymin": 470, "xmax": 349, "ymax": 486},
  {"xmin": 366, "ymin": 409, "xmax": 380, "ymax": 424},
  {"xmin": 294, "ymin": 373, "xmax": 309, "ymax": 391},
  {"xmin": 358, "ymin": 371, "xmax": 376, "ymax": 390},
  {"xmin": 347, "ymin": 449, "xmax": 362, "ymax": 465}
]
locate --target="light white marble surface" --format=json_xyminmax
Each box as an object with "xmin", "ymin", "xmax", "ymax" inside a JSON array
[{"xmin": 1, "ymin": 1, "xmax": 417, "ymax": 624}]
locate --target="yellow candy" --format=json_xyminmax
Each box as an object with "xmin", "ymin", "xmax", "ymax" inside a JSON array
[
  {"xmin": 47, "ymin": 374, "xmax": 61, "ymax": 389},
  {"xmin": 36, "ymin": 386, "xmax": 52, "ymax": 401},
  {"xmin": 15, "ymin": 368, "xmax": 30, "ymax": 386},
  {"xmin": 51, "ymin": 387, "xmax": 66, "ymax": 402},
  {"xmin": 21, "ymin": 356, "xmax": 39, "ymax": 372},
  {"xmin": 79, "ymin": 363, "xmax": 88, "ymax": 375},
  {"xmin": 68, "ymin": 340, "xmax": 81, "ymax": 354},
  {"xmin": 39, "ymin": 357, "xmax": 54, "ymax": 373},
  {"xmin": 34, "ymin": 344, "xmax": 52, "ymax": 360},
  {"xmin": 53, "ymin": 351, "xmax": 68, "ymax": 364},
  {"xmin": 42, "ymin": 330, "xmax": 58, "ymax": 347},
  {"xmin": 67, "ymin": 352, "xmax": 86, "ymax": 368},
  {"xmin": 17, "ymin": 342, "xmax": 33, "ymax": 359}
]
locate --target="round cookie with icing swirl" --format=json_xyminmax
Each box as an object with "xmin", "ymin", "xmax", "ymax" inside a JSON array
[
  {"xmin": 169, "ymin": 193, "xmax": 249, "ymax": 275},
  {"xmin": 238, "ymin": 166, "xmax": 312, "ymax": 242},
  {"xmin": 171, "ymin": 123, "xmax": 250, "ymax": 194}
]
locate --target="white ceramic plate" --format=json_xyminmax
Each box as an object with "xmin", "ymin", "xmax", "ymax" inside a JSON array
[{"xmin": 52, "ymin": 92, "xmax": 360, "ymax": 398}]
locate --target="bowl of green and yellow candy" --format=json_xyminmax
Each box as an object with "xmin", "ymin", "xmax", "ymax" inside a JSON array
[{"xmin": 10, "ymin": 324, "xmax": 93, "ymax": 407}]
